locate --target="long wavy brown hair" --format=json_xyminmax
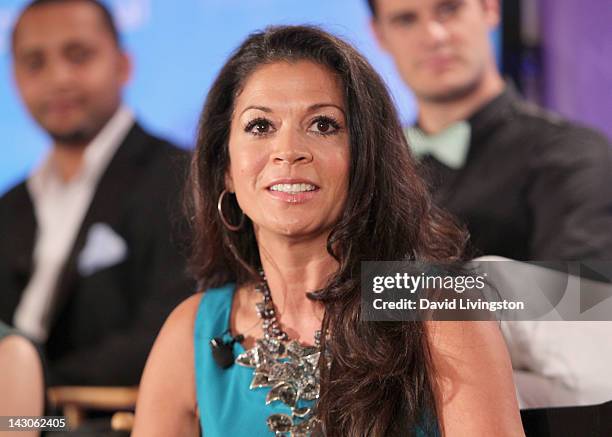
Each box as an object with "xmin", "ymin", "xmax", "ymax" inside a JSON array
[{"xmin": 186, "ymin": 25, "xmax": 467, "ymax": 437}]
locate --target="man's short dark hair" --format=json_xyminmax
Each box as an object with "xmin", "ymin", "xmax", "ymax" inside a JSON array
[{"xmin": 12, "ymin": 0, "xmax": 121, "ymax": 51}]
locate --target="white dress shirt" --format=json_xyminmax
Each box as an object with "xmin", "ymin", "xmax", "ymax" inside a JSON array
[{"xmin": 13, "ymin": 106, "xmax": 134, "ymax": 342}]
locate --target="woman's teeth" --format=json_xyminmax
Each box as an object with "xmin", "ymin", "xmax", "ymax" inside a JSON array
[{"xmin": 269, "ymin": 183, "xmax": 317, "ymax": 193}]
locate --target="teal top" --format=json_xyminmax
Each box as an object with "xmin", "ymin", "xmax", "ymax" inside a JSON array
[
  {"xmin": 195, "ymin": 284, "xmax": 295, "ymax": 436},
  {"xmin": 194, "ymin": 284, "xmax": 439, "ymax": 436}
]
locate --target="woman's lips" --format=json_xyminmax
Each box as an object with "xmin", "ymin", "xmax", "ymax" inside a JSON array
[
  {"xmin": 266, "ymin": 182, "xmax": 320, "ymax": 204},
  {"xmin": 266, "ymin": 188, "xmax": 319, "ymax": 204}
]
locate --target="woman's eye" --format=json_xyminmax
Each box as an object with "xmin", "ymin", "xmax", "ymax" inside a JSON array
[
  {"xmin": 245, "ymin": 118, "xmax": 274, "ymax": 136},
  {"xmin": 309, "ymin": 116, "xmax": 341, "ymax": 135}
]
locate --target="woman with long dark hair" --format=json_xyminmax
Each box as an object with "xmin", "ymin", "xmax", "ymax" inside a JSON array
[{"xmin": 133, "ymin": 25, "xmax": 524, "ymax": 436}]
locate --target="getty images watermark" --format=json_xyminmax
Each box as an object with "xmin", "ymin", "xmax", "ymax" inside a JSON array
[{"xmin": 361, "ymin": 258, "xmax": 612, "ymax": 321}]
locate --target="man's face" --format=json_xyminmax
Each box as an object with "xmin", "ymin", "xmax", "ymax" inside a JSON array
[
  {"xmin": 372, "ymin": 0, "xmax": 499, "ymax": 102},
  {"xmin": 12, "ymin": 2, "xmax": 130, "ymax": 145}
]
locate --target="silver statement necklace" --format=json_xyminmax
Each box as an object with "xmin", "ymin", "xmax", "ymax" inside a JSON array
[{"xmin": 235, "ymin": 270, "xmax": 324, "ymax": 436}]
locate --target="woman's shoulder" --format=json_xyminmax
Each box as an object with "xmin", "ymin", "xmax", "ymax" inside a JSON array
[
  {"xmin": 161, "ymin": 284, "xmax": 236, "ymax": 339},
  {"xmin": 426, "ymin": 321, "xmax": 524, "ymax": 436},
  {"xmin": 133, "ymin": 294, "xmax": 205, "ymax": 436},
  {"xmin": 426, "ymin": 320, "xmax": 512, "ymax": 373},
  {"xmin": 148, "ymin": 294, "xmax": 204, "ymax": 365}
]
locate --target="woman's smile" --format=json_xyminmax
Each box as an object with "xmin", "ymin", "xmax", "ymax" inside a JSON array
[{"xmin": 266, "ymin": 178, "xmax": 321, "ymax": 204}]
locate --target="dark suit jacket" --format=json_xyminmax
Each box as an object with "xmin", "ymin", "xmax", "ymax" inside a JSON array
[
  {"xmin": 420, "ymin": 87, "xmax": 612, "ymax": 261},
  {"xmin": 0, "ymin": 123, "xmax": 194, "ymax": 386}
]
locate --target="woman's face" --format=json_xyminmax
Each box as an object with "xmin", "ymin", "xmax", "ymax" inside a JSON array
[{"xmin": 227, "ymin": 60, "xmax": 350, "ymax": 240}]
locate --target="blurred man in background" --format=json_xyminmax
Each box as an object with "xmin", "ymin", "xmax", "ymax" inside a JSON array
[
  {"xmin": 0, "ymin": 0, "xmax": 193, "ymax": 386},
  {"xmin": 369, "ymin": 0, "xmax": 612, "ymax": 261},
  {"xmin": 368, "ymin": 0, "xmax": 612, "ymax": 408}
]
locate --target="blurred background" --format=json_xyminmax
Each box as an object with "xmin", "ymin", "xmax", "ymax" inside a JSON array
[{"xmin": 0, "ymin": 0, "xmax": 609, "ymax": 195}]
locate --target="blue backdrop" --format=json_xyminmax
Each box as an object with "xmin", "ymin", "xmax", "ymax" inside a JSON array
[{"xmin": 1, "ymin": 0, "xmax": 499, "ymax": 195}]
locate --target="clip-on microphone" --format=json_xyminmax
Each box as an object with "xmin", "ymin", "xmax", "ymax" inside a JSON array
[{"xmin": 210, "ymin": 330, "xmax": 244, "ymax": 369}]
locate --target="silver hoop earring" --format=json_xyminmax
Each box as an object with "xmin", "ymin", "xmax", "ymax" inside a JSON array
[{"xmin": 217, "ymin": 189, "xmax": 245, "ymax": 232}]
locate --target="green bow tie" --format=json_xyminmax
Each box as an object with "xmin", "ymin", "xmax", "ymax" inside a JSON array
[{"xmin": 404, "ymin": 121, "xmax": 471, "ymax": 169}]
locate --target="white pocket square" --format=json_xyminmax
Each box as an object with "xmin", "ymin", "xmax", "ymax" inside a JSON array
[{"xmin": 78, "ymin": 223, "xmax": 128, "ymax": 276}]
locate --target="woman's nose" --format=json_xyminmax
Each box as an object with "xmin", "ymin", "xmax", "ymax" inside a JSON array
[{"xmin": 270, "ymin": 129, "xmax": 313, "ymax": 165}]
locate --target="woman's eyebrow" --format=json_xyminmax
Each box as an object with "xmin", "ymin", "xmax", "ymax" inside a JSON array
[
  {"xmin": 308, "ymin": 103, "xmax": 346, "ymax": 116},
  {"xmin": 240, "ymin": 105, "xmax": 272, "ymax": 116},
  {"xmin": 240, "ymin": 103, "xmax": 345, "ymax": 117}
]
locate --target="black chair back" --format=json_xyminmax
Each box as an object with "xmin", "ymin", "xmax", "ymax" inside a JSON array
[{"xmin": 521, "ymin": 400, "xmax": 612, "ymax": 437}]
